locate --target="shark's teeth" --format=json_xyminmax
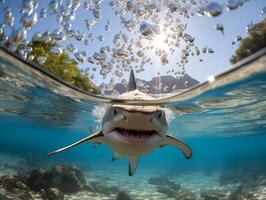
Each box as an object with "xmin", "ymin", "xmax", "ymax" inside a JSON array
[
  {"xmin": 118, "ymin": 127, "xmax": 155, "ymax": 133},
  {"xmin": 114, "ymin": 127, "xmax": 157, "ymax": 140}
]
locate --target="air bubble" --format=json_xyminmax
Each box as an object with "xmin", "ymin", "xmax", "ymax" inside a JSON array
[
  {"xmin": 10, "ymin": 27, "xmax": 27, "ymax": 43},
  {"xmin": 93, "ymin": 52, "xmax": 107, "ymax": 61},
  {"xmin": 49, "ymin": 46, "xmax": 62, "ymax": 55},
  {"xmin": 205, "ymin": 2, "xmax": 223, "ymax": 17},
  {"xmin": 66, "ymin": 43, "xmax": 76, "ymax": 52},
  {"xmin": 246, "ymin": 22, "xmax": 254, "ymax": 33},
  {"xmin": 260, "ymin": 7, "xmax": 266, "ymax": 17},
  {"xmin": 98, "ymin": 35, "xmax": 105, "ymax": 41},
  {"xmin": 4, "ymin": 7, "xmax": 15, "ymax": 26},
  {"xmin": 139, "ymin": 22, "xmax": 160, "ymax": 39},
  {"xmin": 113, "ymin": 48, "xmax": 129, "ymax": 58},
  {"xmin": 226, "ymin": 0, "xmax": 239, "ymax": 10},
  {"xmin": 37, "ymin": 56, "xmax": 46, "ymax": 64},
  {"xmin": 202, "ymin": 47, "xmax": 207, "ymax": 54},
  {"xmin": 183, "ymin": 33, "xmax": 194, "ymax": 43},
  {"xmin": 85, "ymin": 19, "xmax": 96, "ymax": 30},
  {"xmin": 235, "ymin": 35, "xmax": 242, "ymax": 42},
  {"xmin": 74, "ymin": 51, "xmax": 85, "ymax": 63},
  {"xmin": 215, "ymin": 24, "xmax": 224, "ymax": 35},
  {"xmin": 208, "ymin": 48, "xmax": 214, "ymax": 54},
  {"xmin": 105, "ymin": 24, "xmax": 110, "ymax": 31}
]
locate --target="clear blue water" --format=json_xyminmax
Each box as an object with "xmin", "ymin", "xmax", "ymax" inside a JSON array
[{"xmin": 0, "ymin": 49, "xmax": 266, "ymax": 199}]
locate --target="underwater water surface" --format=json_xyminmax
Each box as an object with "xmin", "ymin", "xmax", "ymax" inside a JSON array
[{"xmin": 0, "ymin": 47, "xmax": 266, "ymax": 200}]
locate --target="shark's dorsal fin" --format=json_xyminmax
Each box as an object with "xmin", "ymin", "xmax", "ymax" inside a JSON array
[
  {"xmin": 128, "ymin": 69, "xmax": 137, "ymax": 91},
  {"xmin": 161, "ymin": 134, "xmax": 192, "ymax": 159},
  {"xmin": 111, "ymin": 151, "xmax": 122, "ymax": 161},
  {"xmin": 49, "ymin": 130, "xmax": 104, "ymax": 155},
  {"xmin": 128, "ymin": 157, "xmax": 139, "ymax": 176}
]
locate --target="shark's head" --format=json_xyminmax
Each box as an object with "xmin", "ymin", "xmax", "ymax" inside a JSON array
[
  {"xmin": 101, "ymin": 70, "xmax": 168, "ymax": 157},
  {"xmin": 102, "ymin": 104, "xmax": 168, "ymax": 156}
]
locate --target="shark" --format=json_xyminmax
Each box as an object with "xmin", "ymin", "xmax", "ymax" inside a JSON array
[{"xmin": 49, "ymin": 70, "xmax": 192, "ymax": 176}]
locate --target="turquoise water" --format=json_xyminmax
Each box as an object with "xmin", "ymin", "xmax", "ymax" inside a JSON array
[{"xmin": 0, "ymin": 49, "xmax": 266, "ymax": 199}]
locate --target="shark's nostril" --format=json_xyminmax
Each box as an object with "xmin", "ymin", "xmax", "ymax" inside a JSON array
[
  {"xmin": 114, "ymin": 108, "xmax": 117, "ymax": 115},
  {"xmin": 123, "ymin": 114, "xmax": 127, "ymax": 120}
]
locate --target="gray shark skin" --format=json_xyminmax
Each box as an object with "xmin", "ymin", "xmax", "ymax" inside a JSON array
[{"xmin": 49, "ymin": 70, "xmax": 192, "ymax": 176}]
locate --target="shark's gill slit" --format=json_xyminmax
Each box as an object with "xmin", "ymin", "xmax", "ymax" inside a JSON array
[{"xmin": 49, "ymin": 69, "xmax": 192, "ymax": 176}]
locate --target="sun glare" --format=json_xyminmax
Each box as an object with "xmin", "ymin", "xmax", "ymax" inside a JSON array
[{"xmin": 152, "ymin": 31, "xmax": 169, "ymax": 51}]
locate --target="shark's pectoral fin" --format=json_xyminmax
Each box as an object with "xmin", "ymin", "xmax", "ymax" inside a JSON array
[
  {"xmin": 161, "ymin": 134, "xmax": 192, "ymax": 159},
  {"xmin": 111, "ymin": 151, "xmax": 122, "ymax": 161},
  {"xmin": 48, "ymin": 130, "xmax": 104, "ymax": 155},
  {"xmin": 128, "ymin": 157, "xmax": 139, "ymax": 176}
]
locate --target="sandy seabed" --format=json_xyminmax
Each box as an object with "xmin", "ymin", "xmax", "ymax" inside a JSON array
[{"xmin": 0, "ymin": 154, "xmax": 266, "ymax": 200}]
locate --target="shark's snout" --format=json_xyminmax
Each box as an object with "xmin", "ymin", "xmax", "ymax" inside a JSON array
[
  {"xmin": 113, "ymin": 107, "xmax": 165, "ymax": 127},
  {"xmin": 102, "ymin": 105, "xmax": 168, "ymax": 147}
]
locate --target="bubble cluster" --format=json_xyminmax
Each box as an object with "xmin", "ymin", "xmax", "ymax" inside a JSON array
[
  {"xmin": 139, "ymin": 22, "xmax": 160, "ymax": 40},
  {"xmin": 0, "ymin": 0, "xmax": 260, "ymax": 92}
]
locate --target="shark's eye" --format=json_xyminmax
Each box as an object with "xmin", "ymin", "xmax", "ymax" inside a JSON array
[
  {"xmin": 114, "ymin": 108, "xmax": 117, "ymax": 115},
  {"xmin": 158, "ymin": 112, "xmax": 162, "ymax": 118}
]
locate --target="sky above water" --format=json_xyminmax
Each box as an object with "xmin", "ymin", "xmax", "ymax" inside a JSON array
[{"xmin": 0, "ymin": 0, "xmax": 265, "ymax": 86}]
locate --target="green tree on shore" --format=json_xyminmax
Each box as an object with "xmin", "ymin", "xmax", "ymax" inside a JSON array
[
  {"xmin": 230, "ymin": 19, "xmax": 266, "ymax": 64},
  {"xmin": 28, "ymin": 40, "xmax": 101, "ymax": 94},
  {"xmin": 0, "ymin": 33, "xmax": 101, "ymax": 94}
]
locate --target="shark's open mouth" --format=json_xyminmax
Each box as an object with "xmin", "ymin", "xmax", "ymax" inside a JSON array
[{"xmin": 113, "ymin": 127, "xmax": 158, "ymax": 143}]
